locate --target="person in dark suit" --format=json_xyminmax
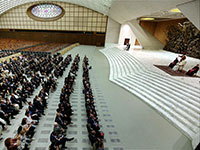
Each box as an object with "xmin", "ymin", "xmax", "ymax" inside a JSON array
[
  {"xmin": 33, "ymin": 96, "xmax": 44, "ymax": 115},
  {"xmin": 55, "ymin": 112, "xmax": 67, "ymax": 129},
  {"xmin": 28, "ymin": 102, "xmax": 41, "ymax": 117},
  {"xmin": 50, "ymin": 131, "xmax": 74, "ymax": 150},
  {"xmin": 10, "ymin": 93, "xmax": 22, "ymax": 109},
  {"xmin": 0, "ymin": 106, "xmax": 11, "ymax": 125},
  {"xmin": 0, "ymin": 100, "xmax": 15, "ymax": 119}
]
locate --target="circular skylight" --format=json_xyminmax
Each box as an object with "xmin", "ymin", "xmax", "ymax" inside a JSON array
[{"xmin": 31, "ymin": 3, "xmax": 63, "ymax": 19}]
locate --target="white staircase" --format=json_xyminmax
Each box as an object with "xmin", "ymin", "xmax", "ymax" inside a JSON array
[{"xmin": 100, "ymin": 47, "xmax": 200, "ymax": 149}]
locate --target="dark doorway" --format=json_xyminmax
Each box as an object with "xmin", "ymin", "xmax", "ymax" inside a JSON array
[{"xmin": 124, "ymin": 38, "xmax": 130, "ymax": 45}]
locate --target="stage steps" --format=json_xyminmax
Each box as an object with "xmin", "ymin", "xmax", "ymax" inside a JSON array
[{"xmin": 100, "ymin": 47, "xmax": 200, "ymax": 149}]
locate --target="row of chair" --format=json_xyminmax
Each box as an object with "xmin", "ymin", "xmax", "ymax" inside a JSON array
[
  {"xmin": 82, "ymin": 56, "xmax": 104, "ymax": 150},
  {"xmin": 49, "ymin": 54, "xmax": 79, "ymax": 149}
]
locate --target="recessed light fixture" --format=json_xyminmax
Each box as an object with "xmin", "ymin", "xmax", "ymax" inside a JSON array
[
  {"xmin": 140, "ymin": 17, "xmax": 155, "ymax": 21},
  {"xmin": 170, "ymin": 8, "xmax": 181, "ymax": 13}
]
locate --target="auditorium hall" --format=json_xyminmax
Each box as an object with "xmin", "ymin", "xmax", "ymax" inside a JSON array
[{"xmin": 0, "ymin": 0, "xmax": 199, "ymax": 150}]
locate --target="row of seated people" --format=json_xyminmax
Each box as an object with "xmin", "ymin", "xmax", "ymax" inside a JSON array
[
  {"xmin": 169, "ymin": 53, "xmax": 199, "ymax": 76},
  {"xmin": 0, "ymin": 51, "xmax": 17, "ymax": 58},
  {"xmin": 82, "ymin": 56, "xmax": 104, "ymax": 150},
  {"xmin": 49, "ymin": 44, "xmax": 70, "ymax": 53},
  {"xmin": 20, "ymin": 51, "xmax": 51, "ymax": 56},
  {"xmin": 49, "ymin": 54, "xmax": 80, "ymax": 150},
  {"xmin": 0, "ymin": 38, "xmax": 68, "ymax": 54},
  {"xmin": 0, "ymin": 38, "xmax": 41, "ymax": 50},
  {"xmin": 0, "ymin": 53, "xmax": 71, "ymax": 149},
  {"xmin": 53, "ymin": 54, "xmax": 72, "ymax": 79},
  {"xmin": 21, "ymin": 43, "xmax": 69, "ymax": 53}
]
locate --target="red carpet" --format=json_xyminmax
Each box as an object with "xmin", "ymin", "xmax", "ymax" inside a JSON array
[{"xmin": 154, "ymin": 65, "xmax": 199, "ymax": 78}]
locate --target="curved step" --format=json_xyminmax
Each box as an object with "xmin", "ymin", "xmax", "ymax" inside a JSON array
[
  {"xmin": 100, "ymin": 47, "xmax": 200, "ymax": 149},
  {"xmin": 113, "ymin": 77, "xmax": 196, "ymax": 139},
  {"xmin": 133, "ymin": 73, "xmax": 200, "ymax": 109},
  {"xmin": 124, "ymin": 75, "xmax": 200, "ymax": 126}
]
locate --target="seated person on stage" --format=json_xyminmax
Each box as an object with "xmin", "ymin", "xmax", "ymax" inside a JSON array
[
  {"xmin": 177, "ymin": 56, "xmax": 187, "ymax": 72},
  {"xmin": 186, "ymin": 64, "xmax": 199, "ymax": 76},
  {"xmin": 179, "ymin": 52, "xmax": 187, "ymax": 62},
  {"xmin": 169, "ymin": 57, "xmax": 179, "ymax": 69},
  {"xmin": 172, "ymin": 53, "xmax": 187, "ymax": 72}
]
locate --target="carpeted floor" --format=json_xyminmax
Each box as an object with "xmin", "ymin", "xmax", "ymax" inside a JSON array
[{"xmin": 154, "ymin": 65, "xmax": 199, "ymax": 78}]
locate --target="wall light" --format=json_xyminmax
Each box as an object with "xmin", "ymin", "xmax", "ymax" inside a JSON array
[
  {"xmin": 170, "ymin": 8, "xmax": 181, "ymax": 13},
  {"xmin": 140, "ymin": 17, "xmax": 155, "ymax": 21}
]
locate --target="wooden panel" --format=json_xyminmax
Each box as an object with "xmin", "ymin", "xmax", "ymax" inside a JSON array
[
  {"xmin": 140, "ymin": 21, "xmax": 157, "ymax": 35},
  {"xmin": 0, "ymin": 30, "xmax": 106, "ymax": 46},
  {"xmin": 154, "ymin": 19, "xmax": 187, "ymax": 45},
  {"xmin": 140, "ymin": 19, "xmax": 187, "ymax": 45}
]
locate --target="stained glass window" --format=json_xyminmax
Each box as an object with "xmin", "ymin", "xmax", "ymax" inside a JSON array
[{"xmin": 31, "ymin": 4, "xmax": 63, "ymax": 18}]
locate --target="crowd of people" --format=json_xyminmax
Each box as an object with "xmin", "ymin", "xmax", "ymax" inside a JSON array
[
  {"xmin": 82, "ymin": 56, "xmax": 104, "ymax": 150},
  {"xmin": 0, "ymin": 51, "xmax": 73, "ymax": 149},
  {"xmin": 168, "ymin": 52, "xmax": 199, "ymax": 76},
  {"xmin": 22, "ymin": 43, "xmax": 69, "ymax": 53},
  {"xmin": 0, "ymin": 38, "xmax": 70, "ymax": 57},
  {"xmin": 0, "ymin": 38, "xmax": 41, "ymax": 51},
  {"xmin": 49, "ymin": 54, "xmax": 79, "ymax": 150},
  {"xmin": 0, "ymin": 51, "xmax": 17, "ymax": 58}
]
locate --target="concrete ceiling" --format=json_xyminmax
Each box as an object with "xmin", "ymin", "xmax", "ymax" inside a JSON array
[
  {"xmin": 0, "ymin": 0, "xmax": 113, "ymax": 16},
  {"xmin": 139, "ymin": 10, "xmax": 186, "ymax": 22},
  {"xmin": 108, "ymin": 0, "xmax": 193, "ymax": 23},
  {"xmin": 0, "ymin": 0, "xmax": 194, "ymax": 24}
]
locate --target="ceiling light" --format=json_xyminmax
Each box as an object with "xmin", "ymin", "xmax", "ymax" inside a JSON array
[
  {"xmin": 140, "ymin": 17, "xmax": 155, "ymax": 21},
  {"xmin": 170, "ymin": 8, "xmax": 181, "ymax": 13}
]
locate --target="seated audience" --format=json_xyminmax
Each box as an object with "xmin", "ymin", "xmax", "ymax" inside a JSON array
[
  {"xmin": 49, "ymin": 54, "xmax": 78, "ymax": 149},
  {"xmin": 1, "ymin": 52, "xmax": 72, "ymax": 149},
  {"xmin": 82, "ymin": 56, "xmax": 104, "ymax": 150}
]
